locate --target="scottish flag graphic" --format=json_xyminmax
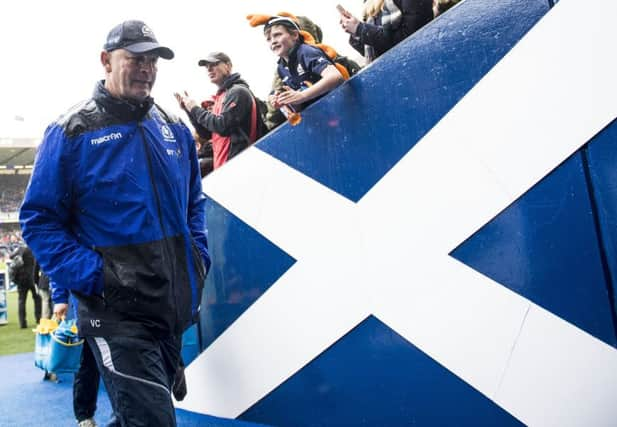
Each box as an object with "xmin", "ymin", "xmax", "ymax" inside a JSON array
[{"xmin": 177, "ymin": 0, "xmax": 617, "ymax": 425}]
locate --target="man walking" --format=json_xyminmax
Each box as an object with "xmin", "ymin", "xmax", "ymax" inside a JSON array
[{"xmin": 20, "ymin": 20, "xmax": 209, "ymax": 426}]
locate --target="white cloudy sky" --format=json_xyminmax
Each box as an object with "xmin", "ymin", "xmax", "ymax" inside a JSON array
[{"xmin": 0, "ymin": 0, "xmax": 363, "ymax": 139}]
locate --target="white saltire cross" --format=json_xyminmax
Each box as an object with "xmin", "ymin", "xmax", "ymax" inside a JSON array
[{"xmin": 179, "ymin": 1, "xmax": 617, "ymax": 425}]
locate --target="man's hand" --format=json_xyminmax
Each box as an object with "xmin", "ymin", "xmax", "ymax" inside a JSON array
[
  {"xmin": 174, "ymin": 91, "xmax": 198, "ymax": 112},
  {"xmin": 268, "ymin": 93, "xmax": 281, "ymax": 109},
  {"xmin": 53, "ymin": 303, "xmax": 68, "ymax": 320}
]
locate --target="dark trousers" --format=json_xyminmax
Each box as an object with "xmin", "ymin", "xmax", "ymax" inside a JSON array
[
  {"xmin": 17, "ymin": 282, "xmax": 41, "ymax": 328},
  {"xmin": 74, "ymin": 340, "xmax": 100, "ymax": 422},
  {"xmin": 87, "ymin": 334, "xmax": 180, "ymax": 427}
]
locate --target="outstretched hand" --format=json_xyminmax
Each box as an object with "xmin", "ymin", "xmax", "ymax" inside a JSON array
[
  {"xmin": 174, "ymin": 91, "xmax": 197, "ymax": 112},
  {"xmin": 340, "ymin": 13, "xmax": 360, "ymax": 35}
]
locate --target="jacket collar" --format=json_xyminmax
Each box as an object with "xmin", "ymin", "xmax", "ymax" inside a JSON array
[
  {"xmin": 93, "ymin": 80, "xmax": 154, "ymax": 121},
  {"xmin": 278, "ymin": 41, "xmax": 302, "ymax": 69},
  {"xmin": 217, "ymin": 73, "xmax": 245, "ymax": 94}
]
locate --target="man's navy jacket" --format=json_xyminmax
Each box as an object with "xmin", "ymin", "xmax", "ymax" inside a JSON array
[{"xmin": 20, "ymin": 81, "xmax": 210, "ymax": 338}]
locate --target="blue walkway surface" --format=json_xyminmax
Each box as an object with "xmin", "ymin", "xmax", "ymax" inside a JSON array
[{"xmin": 0, "ymin": 352, "xmax": 267, "ymax": 427}]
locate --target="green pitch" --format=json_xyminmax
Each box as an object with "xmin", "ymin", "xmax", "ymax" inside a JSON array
[{"xmin": 0, "ymin": 291, "xmax": 37, "ymax": 355}]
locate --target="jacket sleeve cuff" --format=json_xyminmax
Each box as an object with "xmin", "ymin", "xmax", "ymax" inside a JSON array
[
  {"xmin": 51, "ymin": 284, "xmax": 69, "ymax": 305},
  {"xmin": 190, "ymin": 105, "xmax": 205, "ymax": 118},
  {"xmin": 355, "ymin": 22, "xmax": 365, "ymax": 38}
]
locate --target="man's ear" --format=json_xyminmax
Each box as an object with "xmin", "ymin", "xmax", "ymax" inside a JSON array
[{"xmin": 100, "ymin": 51, "xmax": 112, "ymax": 73}]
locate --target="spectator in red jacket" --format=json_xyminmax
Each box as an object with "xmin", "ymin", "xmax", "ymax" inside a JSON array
[{"xmin": 175, "ymin": 52, "xmax": 261, "ymax": 170}]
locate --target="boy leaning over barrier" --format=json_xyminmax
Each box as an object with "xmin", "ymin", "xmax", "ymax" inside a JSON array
[{"xmin": 264, "ymin": 16, "xmax": 345, "ymax": 115}]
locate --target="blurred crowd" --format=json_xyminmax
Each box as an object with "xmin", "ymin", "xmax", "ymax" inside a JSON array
[{"xmin": 0, "ymin": 174, "xmax": 29, "ymax": 213}]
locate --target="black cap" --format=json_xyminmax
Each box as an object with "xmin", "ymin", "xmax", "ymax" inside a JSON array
[
  {"xmin": 263, "ymin": 16, "xmax": 301, "ymax": 34},
  {"xmin": 103, "ymin": 20, "xmax": 174, "ymax": 60},
  {"xmin": 198, "ymin": 52, "xmax": 232, "ymax": 67}
]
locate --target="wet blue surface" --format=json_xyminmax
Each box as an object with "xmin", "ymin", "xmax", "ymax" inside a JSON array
[
  {"xmin": 0, "ymin": 352, "xmax": 267, "ymax": 427},
  {"xmin": 452, "ymin": 151, "xmax": 617, "ymax": 348},
  {"xmin": 241, "ymin": 316, "xmax": 523, "ymax": 426}
]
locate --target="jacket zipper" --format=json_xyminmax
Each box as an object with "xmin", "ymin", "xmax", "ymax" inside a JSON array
[{"xmin": 138, "ymin": 122, "xmax": 180, "ymax": 333}]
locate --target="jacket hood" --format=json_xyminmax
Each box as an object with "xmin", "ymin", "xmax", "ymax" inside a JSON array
[{"xmin": 218, "ymin": 73, "xmax": 250, "ymax": 93}]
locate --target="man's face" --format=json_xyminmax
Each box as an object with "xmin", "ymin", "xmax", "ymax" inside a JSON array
[
  {"xmin": 266, "ymin": 25, "xmax": 298, "ymax": 60},
  {"xmin": 204, "ymin": 61, "xmax": 232, "ymax": 87},
  {"xmin": 102, "ymin": 49, "xmax": 158, "ymax": 102}
]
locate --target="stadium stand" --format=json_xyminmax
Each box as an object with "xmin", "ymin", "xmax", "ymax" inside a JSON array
[
  {"xmin": 0, "ymin": 173, "xmax": 29, "ymax": 213},
  {"xmin": 0, "ymin": 137, "xmax": 36, "ymax": 251}
]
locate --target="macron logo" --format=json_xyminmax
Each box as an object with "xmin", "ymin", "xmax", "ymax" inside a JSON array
[{"xmin": 91, "ymin": 132, "xmax": 122, "ymax": 145}]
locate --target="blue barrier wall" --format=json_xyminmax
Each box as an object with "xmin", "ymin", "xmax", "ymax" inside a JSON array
[{"xmin": 181, "ymin": 0, "xmax": 617, "ymax": 425}]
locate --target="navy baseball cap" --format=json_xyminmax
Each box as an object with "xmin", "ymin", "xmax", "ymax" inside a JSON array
[{"xmin": 103, "ymin": 20, "xmax": 174, "ymax": 60}]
